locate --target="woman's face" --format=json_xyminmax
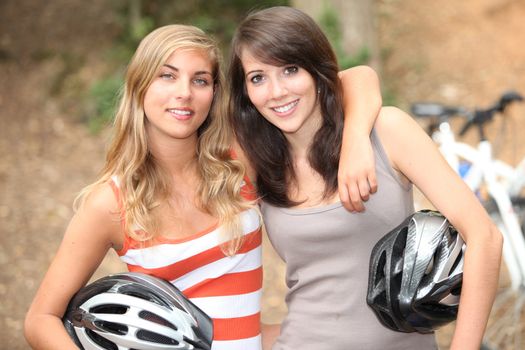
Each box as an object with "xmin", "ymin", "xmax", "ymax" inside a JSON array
[
  {"xmin": 240, "ymin": 49, "xmax": 322, "ymax": 139},
  {"xmin": 143, "ymin": 49, "xmax": 214, "ymax": 143}
]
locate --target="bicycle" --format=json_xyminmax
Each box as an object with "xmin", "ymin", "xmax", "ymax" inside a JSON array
[{"xmin": 411, "ymin": 92, "xmax": 525, "ymax": 350}]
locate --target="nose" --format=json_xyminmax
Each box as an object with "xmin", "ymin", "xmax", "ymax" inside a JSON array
[
  {"xmin": 269, "ymin": 78, "xmax": 288, "ymax": 99},
  {"xmin": 175, "ymin": 78, "xmax": 191, "ymax": 100}
]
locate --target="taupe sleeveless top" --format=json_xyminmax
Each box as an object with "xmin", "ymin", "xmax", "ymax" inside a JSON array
[{"xmin": 261, "ymin": 130, "xmax": 437, "ymax": 349}]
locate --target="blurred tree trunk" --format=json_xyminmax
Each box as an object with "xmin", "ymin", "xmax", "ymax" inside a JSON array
[
  {"xmin": 291, "ymin": 0, "xmax": 380, "ymax": 71},
  {"xmin": 129, "ymin": 0, "xmax": 142, "ymax": 32}
]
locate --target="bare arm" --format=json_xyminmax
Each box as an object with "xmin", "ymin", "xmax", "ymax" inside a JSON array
[
  {"xmin": 375, "ymin": 107, "xmax": 502, "ymax": 350},
  {"xmin": 24, "ymin": 184, "xmax": 122, "ymax": 350},
  {"xmin": 261, "ymin": 323, "xmax": 281, "ymax": 350},
  {"xmin": 338, "ymin": 65, "xmax": 382, "ymax": 212}
]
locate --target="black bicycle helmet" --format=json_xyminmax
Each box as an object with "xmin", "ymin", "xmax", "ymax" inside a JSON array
[
  {"xmin": 367, "ymin": 210, "xmax": 464, "ymax": 333},
  {"xmin": 63, "ymin": 272, "xmax": 213, "ymax": 350}
]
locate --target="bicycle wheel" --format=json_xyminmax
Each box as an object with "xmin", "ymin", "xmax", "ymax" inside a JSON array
[{"xmin": 482, "ymin": 196, "xmax": 525, "ymax": 350}]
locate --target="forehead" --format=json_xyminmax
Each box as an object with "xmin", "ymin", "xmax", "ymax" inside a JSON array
[
  {"xmin": 240, "ymin": 49, "xmax": 281, "ymax": 71},
  {"xmin": 164, "ymin": 48, "xmax": 214, "ymax": 73}
]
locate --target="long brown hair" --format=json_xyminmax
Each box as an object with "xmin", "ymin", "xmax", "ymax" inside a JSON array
[
  {"xmin": 229, "ymin": 6, "xmax": 344, "ymax": 207},
  {"xmin": 76, "ymin": 25, "xmax": 254, "ymax": 255}
]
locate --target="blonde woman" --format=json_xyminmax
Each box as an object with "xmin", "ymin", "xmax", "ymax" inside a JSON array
[{"xmin": 24, "ymin": 24, "xmax": 381, "ymax": 349}]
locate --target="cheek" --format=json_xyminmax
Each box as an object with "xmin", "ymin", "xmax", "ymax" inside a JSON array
[
  {"xmin": 293, "ymin": 75, "xmax": 316, "ymax": 96},
  {"xmin": 143, "ymin": 83, "xmax": 164, "ymax": 113},
  {"xmin": 143, "ymin": 89, "xmax": 154, "ymax": 118},
  {"xmin": 197, "ymin": 90, "xmax": 214, "ymax": 114},
  {"xmin": 246, "ymin": 86, "xmax": 265, "ymax": 108}
]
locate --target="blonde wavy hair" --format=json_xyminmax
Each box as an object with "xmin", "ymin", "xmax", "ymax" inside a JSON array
[{"xmin": 75, "ymin": 25, "xmax": 255, "ymax": 255}]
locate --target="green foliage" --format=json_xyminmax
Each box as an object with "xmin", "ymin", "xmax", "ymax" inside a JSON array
[
  {"xmin": 339, "ymin": 47, "xmax": 370, "ymax": 70},
  {"xmin": 317, "ymin": 4, "xmax": 396, "ymax": 105},
  {"xmin": 381, "ymin": 86, "xmax": 398, "ymax": 107},
  {"xmin": 87, "ymin": 75, "xmax": 122, "ymax": 134},
  {"xmin": 379, "ymin": 46, "xmax": 399, "ymax": 107},
  {"xmin": 319, "ymin": 7, "xmax": 343, "ymax": 54},
  {"xmin": 318, "ymin": 5, "xmax": 370, "ymax": 70}
]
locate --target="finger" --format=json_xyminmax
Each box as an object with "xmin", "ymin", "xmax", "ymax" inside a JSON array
[
  {"xmin": 368, "ymin": 172, "xmax": 378, "ymax": 194},
  {"xmin": 348, "ymin": 183, "xmax": 365, "ymax": 212},
  {"xmin": 338, "ymin": 182, "xmax": 355, "ymax": 212},
  {"xmin": 357, "ymin": 178, "xmax": 370, "ymax": 201}
]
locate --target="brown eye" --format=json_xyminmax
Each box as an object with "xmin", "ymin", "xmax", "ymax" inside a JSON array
[
  {"xmin": 250, "ymin": 74, "xmax": 264, "ymax": 84},
  {"xmin": 284, "ymin": 66, "xmax": 299, "ymax": 75}
]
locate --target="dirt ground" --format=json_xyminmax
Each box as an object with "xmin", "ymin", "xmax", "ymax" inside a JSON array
[{"xmin": 1, "ymin": 0, "xmax": 525, "ymax": 349}]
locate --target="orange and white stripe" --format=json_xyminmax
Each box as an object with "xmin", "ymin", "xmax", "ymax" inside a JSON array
[{"xmin": 110, "ymin": 176, "xmax": 263, "ymax": 350}]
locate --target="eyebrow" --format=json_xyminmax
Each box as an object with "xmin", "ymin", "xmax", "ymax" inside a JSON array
[
  {"xmin": 245, "ymin": 69, "xmax": 263, "ymax": 77},
  {"xmin": 163, "ymin": 64, "xmax": 213, "ymax": 76}
]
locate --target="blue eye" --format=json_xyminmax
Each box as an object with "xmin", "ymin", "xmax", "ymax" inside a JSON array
[
  {"xmin": 193, "ymin": 78, "xmax": 210, "ymax": 86},
  {"xmin": 160, "ymin": 73, "xmax": 174, "ymax": 80}
]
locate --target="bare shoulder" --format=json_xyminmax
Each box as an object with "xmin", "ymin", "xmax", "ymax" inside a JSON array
[
  {"xmin": 71, "ymin": 181, "xmax": 123, "ymax": 248},
  {"xmin": 375, "ymin": 106, "xmax": 420, "ymax": 150},
  {"xmin": 375, "ymin": 106, "xmax": 415, "ymax": 130},
  {"xmin": 80, "ymin": 182, "xmax": 120, "ymax": 217},
  {"xmin": 376, "ymin": 106, "xmax": 428, "ymax": 141},
  {"xmin": 373, "ymin": 106, "xmax": 440, "ymax": 175}
]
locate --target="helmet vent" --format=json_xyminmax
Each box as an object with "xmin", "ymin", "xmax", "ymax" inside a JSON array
[
  {"xmin": 94, "ymin": 320, "xmax": 128, "ymax": 335},
  {"xmin": 86, "ymin": 329, "xmax": 119, "ymax": 350},
  {"xmin": 449, "ymin": 243, "xmax": 463, "ymax": 274},
  {"xmin": 377, "ymin": 251, "xmax": 387, "ymax": 282},
  {"xmin": 420, "ymin": 301, "xmax": 455, "ymax": 313},
  {"xmin": 139, "ymin": 310, "xmax": 178, "ymax": 330},
  {"xmin": 136, "ymin": 329, "xmax": 180, "ymax": 345},
  {"xmin": 120, "ymin": 285, "xmax": 170, "ymax": 308},
  {"xmin": 376, "ymin": 290, "xmax": 387, "ymax": 305},
  {"xmin": 90, "ymin": 304, "xmax": 128, "ymax": 314},
  {"xmin": 378, "ymin": 311, "xmax": 397, "ymax": 330},
  {"xmin": 450, "ymin": 285, "xmax": 461, "ymax": 296}
]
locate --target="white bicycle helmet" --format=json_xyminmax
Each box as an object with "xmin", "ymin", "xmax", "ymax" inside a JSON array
[
  {"xmin": 367, "ymin": 210, "xmax": 465, "ymax": 333},
  {"xmin": 63, "ymin": 272, "xmax": 213, "ymax": 350}
]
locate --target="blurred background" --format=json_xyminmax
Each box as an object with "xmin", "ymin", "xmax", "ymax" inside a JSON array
[{"xmin": 1, "ymin": 0, "xmax": 524, "ymax": 348}]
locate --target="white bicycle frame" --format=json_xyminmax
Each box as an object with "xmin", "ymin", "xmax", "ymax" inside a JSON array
[{"xmin": 432, "ymin": 120, "xmax": 525, "ymax": 291}]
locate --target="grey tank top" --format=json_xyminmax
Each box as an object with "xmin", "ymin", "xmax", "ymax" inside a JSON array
[{"xmin": 261, "ymin": 130, "xmax": 437, "ymax": 350}]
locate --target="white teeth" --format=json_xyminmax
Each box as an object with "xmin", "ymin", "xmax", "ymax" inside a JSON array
[
  {"xmin": 273, "ymin": 100, "xmax": 298, "ymax": 113},
  {"xmin": 168, "ymin": 109, "xmax": 191, "ymax": 116}
]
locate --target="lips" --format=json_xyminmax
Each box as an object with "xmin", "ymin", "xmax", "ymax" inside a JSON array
[
  {"xmin": 167, "ymin": 107, "xmax": 194, "ymax": 120},
  {"xmin": 270, "ymin": 99, "xmax": 299, "ymax": 116}
]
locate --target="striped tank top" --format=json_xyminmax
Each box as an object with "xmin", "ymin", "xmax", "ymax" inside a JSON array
[{"xmin": 109, "ymin": 176, "xmax": 263, "ymax": 350}]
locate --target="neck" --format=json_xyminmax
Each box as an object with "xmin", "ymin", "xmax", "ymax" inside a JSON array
[
  {"xmin": 148, "ymin": 135, "xmax": 199, "ymax": 177},
  {"xmin": 287, "ymin": 133, "xmax": 312, "ymax": 160}
]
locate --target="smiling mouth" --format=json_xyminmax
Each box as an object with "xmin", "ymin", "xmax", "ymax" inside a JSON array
[
  {"xmin": 168, "ymin": 108, "xmax": 193, "ymax": 116},
  {"xmin": 271, "ymin": 100, "xmax": 299, "ymax": 114},
  {"xmin": 167, "ymin": 108, "xmax": 194, "ymax": 120}
]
